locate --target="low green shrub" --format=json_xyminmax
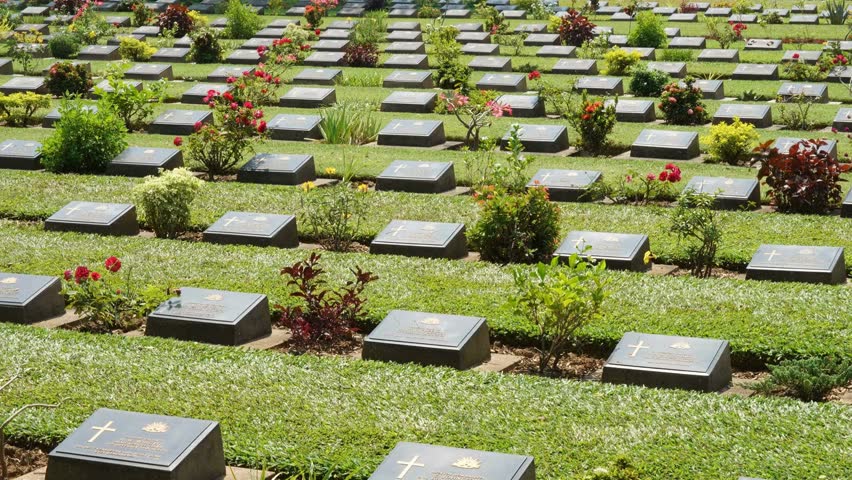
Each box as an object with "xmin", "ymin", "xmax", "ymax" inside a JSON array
[
  {"xmin": 45, "ymin": 62, "xmax": 93, "ymax": 97},
  {"xmin": 48, "ymin": 32, "xmax": 82, "ymax": 59},
  {"xmin": 756, "ymin": 357, "xmax": 852, "ymax": 401},
  {"xmin": 96, "ymin": 71, "xmax": 167, "ymax": 131},
  {"xmin": 603, "ymin": 48, "xmax": 641, "ymax": 76},
  {"xmin": 627, "ymin": 11, "xmax": 667, "ymax": 48},
  {"xmin": 319, "ymin": 102, "xmax": 380, "ymax": 145},
  {"xmin": 189, "ymin": 27, "xmax": 224, "ymax": 63},
  {"xmin": 658, "ymin": 78, "xmax": 709, "ymax": 125},
  {"xmin": 670, "ymin": 191, "xmax": 722, "ymax": 278},
  {"xmin": 701, "ymin": 118, "xmax": 758, "ymax": 165},
  {"xmin": 0, "ymin": 92, "xmax": 51, "ymax": 126},
  {"xmin": 299, "ymin": 159, "xmax": 370, "ymax": 252},
  {"xmin": 118, "ymin": 36, "xmax": 156, "ymax": 61},
  {"xmin": 133, "ymin": 169, "xmax": 203, "ymax": 239},
  {"xmin": 39, "ymin": 101, "xmax": 127, "ymax": 174},
  {"xmin": 629, "ymin": 66, "xmax": 670, "ymax": 97},
  {"xmin": 224, "ymin": 0, "xmax": 262, "ymax": 38},
  {"xmin": 567, "ymin": 94, "xmax": 617, "ymax": 154}
]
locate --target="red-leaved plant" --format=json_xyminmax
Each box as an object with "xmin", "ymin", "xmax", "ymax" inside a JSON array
[
  {"xmin": 753, "ymin": 139, "xmax": 850, "ymax": 214},
  {"xmin": 556, "ymin": 9, "xmax": 597, "ymax": 47},
  {"xmin": 274, "ymin": 253, "xmax": 377, "ymax": 349}
]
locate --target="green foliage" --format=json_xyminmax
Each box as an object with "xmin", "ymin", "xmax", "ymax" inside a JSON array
[
  {"xmin": 133, "ymin": 169, "xmax": 203, "ymax": 239},
  {"xmin": 627, "ymin": 11, "xmax": 667, "ymax": 48},
  {"xmin": 578, "ymin": 458, "xmax": 641, "ymax": 480},
  {"xmin": 657, "ymin": 49, "xmax": 694, "ymax": 62},
  {"xmin": 567, "ymin": 94, "xmax": 617, "ymax": 154},
  {"xmin": 777, "ymin": 93, "xmax": 815, "ymax": 130},
  {"xmin": 224, "ymin": 0, "xmax": 262, "ymax": 39},
  {"xmin": 478, "ymin": 3, "xmax": 508, "ymax": 35},
  {"xmin": 470, "ymin": 186, "xmax": 561, "ymax": 265},
  {"xmin": 704, "ymin": 16, "xmax": 740, "ymax": 49},
  {"xmin": 595, "ymin": 164, "xmax": 683, "ymax": 204},
  {"xmin": 577, "ymin": 34, "xmax": 610, "ymax": 60},
  {"xmin": 299, "ymin": 158, "xmax": 369, "ymax": 252},
  {"xmin": 756, "ymin": 357, "xmax": 852, "ymax": 401},
  {"xmin": 427, "ymin": 23, "xmax": 472, "ymax": 90},
  {"xmin": 824, "ymin": 0, "xmax": 848, "ymax": 25},
  {"xmin": 657, "ymin": 77, "xmax": 709, "ymax": 125},
  {"xmin": 10, "ymin": 31, "xmax": 46, "ymax": 75},
  {"xmin": 45, "ymin": 62, "xmax": 93, "ymax": 97},
  {"xmin": 603, "ymin": 48, "xmax": 641, "ymax": 76},
  {"xmin": 0, "ymin": 92, "xmax": 51, "ymax": 126},
  {"xmin": 96, "ymin": 69, "xmax": 167, "ymax": 131},
  {"xmin": 47, "ymin": 32, "xmax": 82, "ymax": 59},
  {"xmin": 188, "ymin": 27, "xmax": 224, "ymax": 63},
  {"xmin": 670, "ymin": 191, "xmax": 722, "ymax": 278},
  {"xmin": 352, "ymin": 10, "xmax": 386, "ymax": 46},
  {"xmin": 463, "ymin": 125, "xmax": 533, "ymax": 193},
  {"xmin": 319, "ymin": 102, "xmax": 380, "ymax": 145},
  {"xmin": 511, "ymin": 255, "xmax": 609, "ymax": 372},
  {"xmin": 118, "ymin": 36, "xmax": 156, "ymax": 61},
  {"xmin": 515, "ymin": 0, "xmax": 553, "ymax": 19},
  {"xmin": 130, "ymin": 1, "xmax": 156, "ymax": 27},
  {"xmin": 701, "ymin": 117, "xmax": 758, "ymax": 165},
  {"xmin": 629, "ymin": 65, "xmax": 671, "ymax": 97},
  {"xmin": 39, "ymin": 101, "xmax": 127, "ymax": 174}
]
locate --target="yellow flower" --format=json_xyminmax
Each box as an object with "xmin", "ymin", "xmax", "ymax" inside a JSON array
[
  {"xmin": 643, "ymin": 251, "xmax": 656, "ymax": 265},
  {"xmin": 324, "ymin": 167, "xmax": 337, "ymax": 175},
  {"xmin": 300, "ymin": 181, "xmax": 316, "ymax": 192},
  {"xmin": 357, "ymin": 184, "xmax": 369, "ymax": 193},
  {"xmin": 87, "ymin": 31, "xmax": 96, "ymax": 40}
]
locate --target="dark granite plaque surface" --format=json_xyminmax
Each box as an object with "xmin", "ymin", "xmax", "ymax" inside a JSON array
[
  {"xmin": 304, "ymin": 51, "xmax": 346, "ymax": 67},
  {"xmin": 237, "ymin": 153, "xmax": 315, "ymax": 185},
  {"xmin": 842, "ymin": 189, "xmax": 852, "ymax": 218},
  {"xmin": 551, "ymin": 59, "xmax": 598, "ymax": 75},
  {"xmin": 613, "ymin": 99, "xmax": 656, "ymax": 122},
  {"xmin": 148, "ymin": 110, "xmax": 212, "ymax": 136},
  {"xmin": 777, "ymin": 82, "xmax": 828, "ymax": 103},
  {"xmin": 647, "ymin": 61, "xmax": 686, "ymax": 77},
  {"xmin": 468, "ymin": 56, "xmax": 512, "ymax": 72},
  {"xmin": 279, "ymin": 87, "xmax": 336, "ymax": 108},
  {"xmin": 376, "ymin": 160, "xmax": 455, "ymax": 193},
  {"xmin": 207, "ymin": 66, "xmax": 252, "ymax": 83},
  {"xmin": 203, "ymin": 211, "xmax": 298, "ymax": 248},
  {"xmin": 602, "ymin": 331, "xmax": 732, "ymax": 392},
  {"xmin": 383, "ymin": 70, "xmax": 434, "ymax": 88},
  {"xmin": 527, "ymin": 169, "xmax": 601, "ymax": 202},
  {"xmin": 495, "ymin": 94, "xmax": 544, "ymax": 118},
  {"xmin": 731, "ymin": 63, "xmax": 778, "ymax": 80},
  {"xmin": 772, "ymin": 137, "xmax": 837, "ymax": 159},
  {"xmin": 475, "ymin": 73, "xmax": 527, "ymax": 92},
  {"xmin": 745, "ymin": 245, "xmax": 846, "ymax": 285},
  {"xmin": 46, "ymin": 408, "xmax": 224, "ymax": 480},
  {"xmin": 0, "ymin": 76, "xmax": 46, "ymax": 95},
  {"xmin": 575, "ymin": 76, "xmax": 623, "ymax": 95},
  {"xmin": 267, "ymin": 114, "xmax": 322, "ymax": 141},
  {"xmin": 555, "ymin": 231, "xmax": 651, "ymax": 271},
  {"xmin": 368, "ymin": 442, "xmax": 534, "ymax": 480},
  {"xmin": 363, "ymin": 310, "xmax": 490, "ymax": 369},
  {"xmin": 180, "ymin": 83, "xmax": 231, "ymax": 105},
  {"xmin": 125, "ymin": 63, "xmax": 174, "ymax": 81},
  {"xmin": 712, "ymin": 104, "xmax": 772, "ymax": 128},
  {"xmin": 0, "ymin": 140, "xmax": 42, "ymax": 170},
  {"xmin": 669, "ymin": 36, "xmax": 706, "ymax": 49},
  {"xmin": 45, "ymin": 202, "xmax": 139, "ymax": 236},
  {"xmin": 536, "ymin": 45, "xmax": 576, "ymax": 58},
  {"xmin": 502, "ymin": 124, "xmax": 569, "ymax": 153},
  {"xmin": 683, "ymin": 176, "xmax": 760, "ymax": 209},
  {"xmin": 697, "ymin": 48, "xmax": 739, "ymax": 62},
  {"xmin": 631, "ymin": 129, "xmax": 699, "ymax": 160},
  {"xmin": 383, "ymin": 54, "xmax": 429, "ymax": 69},
  {"xmin": 0, "ymin": 273, "xmax": 64, "ymax": 324},
  {"xmin": 370, "ymin": 220, "xmax": 467, "ymax": 259},
  {"xmin": 292, "ymin": 68, "xmax": 342, "ymax": 86},
  {"xmin": 380, "ymin": 91, "xmax": 437, "ymax": 114},
  {"xmin": 147, "ymin": 287, "xmax": 271, "ymax": 345},
  {"xmin": 77, "ymin": 45, "xmax": 120, "ymax": 61},
  {"xmin": 377, "ymin": 119, "xmax": 446, "ymax": 147},
  {"xmin": 833, "ymin": 108, "xmax": 852, "ymax": 131},
  {"xmin": 107, "ymin": 147, "xmax": 183, "ymax": 177}
]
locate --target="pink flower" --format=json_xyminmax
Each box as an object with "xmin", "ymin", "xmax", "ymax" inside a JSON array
[
  {"xmin": 243, "ymin": 101, "xmax": 253, "ymax": 109},
  {"xmin": 668, "ymin": 97, "xmax": 677, "ymax": 103},
  {"xmin": 646, "ymin": 173, "xmax": 656, "ymax": 181},
  {"xmin": 64, "ymin": 270, "xmax": 72, "ymax": 281},
  {"xmin": 455, "ymin": 94, "xmax": 469, "ymax": 106},
  {"xmin": 194, "ymin": 121, "xmax": 203, "ymax": 132},
  {"xmin": 687, "ymin": 109, "xmax": 694, "ymax": 115},
  {"xmin": 226, "ymin": 76, "xmax": 236, "ymax": 84},
  {"xmin": 625, "ymin": 174, "xmax": 633, "ymax": 183}
]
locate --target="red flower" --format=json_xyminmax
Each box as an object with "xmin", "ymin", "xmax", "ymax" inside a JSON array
[
  {"xmin": 257, "ymin": 46, "xmax": 267, "ymax": 55},
  {"xmin": 222, "ymin": 91, "xmax": 234, "ymax": 101},
  {"xmin": 527, "ymin": 70, "xmax": 541, "ymax": 80},
  {"xmin": 104, "ymin": 256, "xmax": 121, "ymax": 273},
  {"xmin": 646, "ymin": 173, "xmax": 656, "ymax": 182},
  {"xmin": 658, "ymin": 170, "xmax": 669, "ymax": 182},
  {"xmin": 281, "ymin": 37, "xmax": 292, "ymax": 44},
  {"xmin": 226, "ymin": 76, "xmax": 236, "ymax": 84},
  {"xmin": 73, "ymin": 266, "xmax": 90, "ymax": 283},
  {"xmin": 64, "ymin": 270, "xmax": 72, "ymax": 281},
  {"xmin": 315, "ymin": 29, "xmax": 321, "ymax": 35},
  {"xmin": 581, "ymin": 113, "xmax": 591, "ymax": 121},
  {"xmin": 174, "ymin": 136, "xmax": 183, "ymax": 147},
  {"xmin": 91, "ymin": 272, "xmax": 102, "ymax": 281},
  {"xmin": 792, "ymin": 53, "xmax": 800, "ymax": 59},
  {"xmin": 243, "ymin": 101, "xmax": 253, "ymax": 109},
  {"xmin": 257, "ymin": 121, "xmax": 267, "ymax": 133}
]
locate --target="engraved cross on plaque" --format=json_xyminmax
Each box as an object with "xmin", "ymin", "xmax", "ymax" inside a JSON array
[
  {"xmin": 162, "ymin": 112, "xmax": 175, "ymax": 121},
  {"xmin": 396, "ymin": 455, "xmax": 425, "ymax": 479},
  {"xmin": 64, "ymin": 205, "xmax": 83, "ymax": 216},
  {"xmin": 573, "ymin": 236, "xmax": 586, "ymax": 249},
  {"xmin": 539, "ymin": 172, "xmax": 552, "ymax": 183},
  {"xmin": 88, "ymin": 421, "xmax": 116, "ymax": 443},
  {"xmin": 1, "ymin": 142, "xmax": 13, "ymax": 151},
  {"xmin": 693, "ymin": 179, "xmax": 713, "ymax": 192},
  {"xmin": 764, "ymin": 249, "xmax": 781, "ymax": 262},
  {"xmin": 223, "ymin": 216, "xmax": 241, "ymax": 227},
  {"xmin": 390, "ymin": 224, "xmax": 406, "ymax": 237},
  {"xmin": 627, "ymin": 340, "xmax": 649, "ymax": 357},
  {"xmin": 393, "ymin": 163, "xmax": 407, "ymax": 173}
]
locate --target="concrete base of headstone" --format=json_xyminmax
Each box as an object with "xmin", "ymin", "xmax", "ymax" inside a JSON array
[
  {"xmin": 0, "ymin": 276, "xmax": 64, "ymax": 325},
  {"xmin": 243, "ymin": 328, "xmax": 291, "ymax": 350},
  {"xmin": 44, "ymin": 206, "xmax": 139, "ymax": 236},
  {"xmin": 32, "ymin": 311, "xmax": 81, "ymax": 330}
]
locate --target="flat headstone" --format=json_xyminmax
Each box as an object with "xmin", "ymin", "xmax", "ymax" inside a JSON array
[
  {"xmin": 763, "ymin": 8, "xmax": 789, "ymax": 16},
  {"xmin": 502, "ymin": 124, "xmax": 569, "ymax": 153},
  {"xmin": 782, "ymin": 50, "xmax": 822, "ymax": 65},
  {"xmin": 536, "ymin": 45, "xmax": 575, "ymax": 58},
  {"xmin": 592, "ymin": 26, "xmax": 613, "ymax": 35},
  {"xmin": 328, "ymin": 20, "xmax": 356, "ymax": 30},
  {"xmin": 267, "ymin": 114, "xmax": 322, "ymax": 141},
  {"xmin": 576, "ymin": 76, "xmax": 623, "ymax": 95},
  {"xmin": 132, "ymin": 25, "xmax": 160, "ymax": 37},
  {"xmin": 255, "ymin": 27, "xmax": 286, "ymax": 38},
  {"xmin": 376, "ymin": 161, "xmax": 456, "ymax": 193},
  {"xmin": 610, "ymin": 12, "xmax": 634, "ymax": 21},
  {"xmin": 207, "ymin": 66, "xmax": 252, "ymax": 83},
  {"xmin": 832, "ymin": 108, "xmax": 852, "ymax": 131},
  {"xmin": 704, "ymin": 7, "xmax": 731, "ymax": 16},
  {"xmin": 841, "ymin": 189, "xmax": 852, "ymax": 218},
  {"xmin": 45, "ymin": 408, "xmax": 224, "ymax": 480},
  {"xmin": 0, "ymin": 76, "xmax": 46, "ymax": 95},
  {"xmin": 790, "ymin": 14, "xmax": 819, "ymax": 23},
  {"xmin": 461, "ymin": 43, "xmax": 500, "ymax": 56},
  {"xmin": 668, "ymin": 36, "xmax": 706, "ymax": 49},
  {"xmin": 456, "ymin": 32, "xmax": 490, "ymax": 44},
  {"xmin": 203, "ymin": 211, "xmax": 298, "ymax": 248},
  {"xmin": 528, "ymin": 169, "xmax": 601, "ymax": 202},
  {"xmin": 338, "ymin": 6, "xmax": 365, "ymax": 15},
  {"xmin": 744, "ymin": 38, "xmax": 782, "ymax": 50},
  {"xmin": 0, "ymin": 273, "xmax": 64, "ymax": 324},
  {"xmin": 21, "ymin": 6, "xmax": 49, "ymax": 15},
  {"xmin": 377, "ymin": 119, "xmax": 446, "ymax": 147},
  {"xmin": 683, "ymin": 176, "xmax": 761, "ymax": 209},
  {"xmin": 621, "ymin": 47, "xmax": 655, "ymax": 60},
  {"xmin": 602, "ymin": 332, "xmax": 732, "ymax": 392},
  {"xmin": 279, "ymin": 87, "xmax": 336, "ymax": 108},
  {"xmin": 828, "ymin": 66, "xmax": 852, "ymax": 83},
  {"xmin": 791, "ymin": 4, "xmax": 817, "ymax": 13},
  {"xmin": 292, "ymin": 68, "xmax": 342, "ymax": 86},
  {"xmin": 147, "ymin": 287, "xmax": 272, "ymax": 345},
  {"xmin": 728, "ymin": 13, "xmax": 757, "ymax": 22},
  {"xmin": 0, "ymin": 140, "xmax": 42, "ymax": 170},
  {"xmin": 125, "ymin": 63, "xmax": 173, "ymax": 81},
  {"xmin": 664, "ymin": 27, "xmax": 681, "ymax": 37},
  {"xmin": 607, "ymin": 35, "xmax": 628, "ymax": 46},
  {"xmin": 596, "ymin": 6, "xmax": 620, "ymax": 14},
  {"xmin": 0, "ymin": 58, "xmax": 11, "ymax": 75},
  {"xmin": 772, "ymin": 137, "xmax": 837, "ymax": 159},
  {"xmin": 239, "ymin": 38, "xmax": 274, "ymax": 50},
  {"xmin": 388, "ymin": 8, "xmax": 417, "ymax": 17},
  {"xmin": 386, "ymin": 41, "xmax": 426, "ymax": 54},
  {"xmin": 697, "ymin": 48, "xmax": 739, "ymax": 62},
  {"xmin": 653, "ymin": 6, "xmax": 676, "ymax": 14},
  {"xmin": 237, "ymin": 153, "xmax": 315, "ymax": 185},
  {"xmin": 524, "ymin": 33, "xmax": 560, "ymax": 46},
  {"xmin": 107, "ymin": 33, "xmax": 145, "ymax": 46},
  {"xmin": 383, "ymin": 54, "xmax": 429, "ymax": 69},
  {"xmin": 180, "ymin": 83, "xmax": 232, "ymax": 105},
  {"xmin": 90, "ymin": 79, "xmax": 143, "ymax": 99},
  {"xmin": 669, "ymin": 13, "xmax": 698, "ymax": 21},
  {"xmin": 552, "ymin": 59, "xmax": 598, "ymax": 75},
  {"xmin": 107, "ymin": 147, "xmax": 183, "ymax": 177},
  {"xmin": 368, "ymin": 442, "xmax": 534, "ymax": 480},
  {"xmin": 685, "ymin": 79, "xmax": 725, "ymax": 100},
  {"xmin": 647, "ymin": 61, "xmax": 686, "ymax": 78},
  {"xmin": 15, "ymin": 23, "xmax": 49, "ymax": 34},
  {"xmin": 383, "ymin": 70, "xmax": 434, "ymax": 88},
  {"xmin": 148, "ymin": 109, "xmax": 212, "ymax": 136},
  {"xmin": 555, "ymin": 231, "xmax": 651, "ymax": 271},
  {"xmin": 746, "ymin": 245, "xmax": 846, "ymax": 284},
  {"xmin": 514, "ymin": 23, "xmax": 546, "ymax": 33},
  {"xmin": 613, "ymin": 99, "xmax": 656, "ymax": 122},
  {"xmin": 303, "ymin": 51, "xmax": 346, "ymax": 67},
  {"xmin": 495, "ymin": 94, "xmax": 544, "ymax": 118},
  {"xmin": 370, "ymin": 220, "xmax": 467, "ymax": 259},
  {"xmin": 476, "ymin": 73, "xmax": 526, "ymax": 92},
  {"xmin": 45, "ymin": 201, "xmax": 139, "ymax": 236},
  {"xmin": 319, "ymin": 29, "xmax": 352, "ymax": 40},
  {"xmin": 732, "ymin": 63, "xmax": 778, "ymax": 80},
  {"xmin": 631, "ymin": 129, "xmax": 700, "ymax": 160},
  {"xmin": 777, "ymin": 82, "xmax": 828, "ymax": 103},
  {"xmin": 77, "ymin": 45, "xmax": 120, "ymax": 61},
  {"xmin": 380, "ymin": 91, "xmax": 437, "ymax": 114},
  {"xmin": 468, "ymin": 56, "xmax": 512, "ymax": 72},
  {"xmin": 388, "ymin": 21, "xmax": 421, "ymax": 31},
  {"xmin": 444, "ymin": 8, "xmax": 472, "ymax": 17},
  {"xmin": 285, "ymin": 6, "xmax": 305, "ymax": 14},
  {"xmin": 363, "ymin": 310, "xmax": 490, "ymax": 369},
  {"xmin": 387, "ymin": 30, "xmax": 423, "ymax": 42},
  {"xmin": 713, "ymin": 104, "xmax": 772, "ymax": 128}
]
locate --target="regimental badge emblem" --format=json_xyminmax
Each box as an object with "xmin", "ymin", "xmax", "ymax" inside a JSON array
[
  {"xmin": 0, "ymin": 277, "xmax": 17, "ymax": 284},
  {"xmin": 253, "ymin": 217, "xmax": 268, "ymax": 222},
  {"xmin": 452, "ymin": 457, "xmax": 482, "ymax": 470},
  {"xmin": 95, "ymin": 205, "xmax": 109, "ymax": 211},
  {"xmin": 142, "ymin": 422, "xmax": 170, "ymax": 433},
  {"xmin": 670, "ymin": 341, "xmax": 691, "ymax": 350},
  {"xmin": 205, "ymin": 294, "xmax": 224, "ymax": 301},
  {"xmin": 419, "ymin": 317, "xmax": 441, "ymax": 326},
  {"xmin": 799, "ymin": 248, "xmax": 814, "ymax": 255}
]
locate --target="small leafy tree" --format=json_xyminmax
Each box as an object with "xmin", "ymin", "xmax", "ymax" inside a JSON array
[
  {"xmin": 39, "ymin": 101, "xmax": 127, "ymax": 174},
  {"xmin": 224, "ymin": 0, "xmax": 262, "ymax": 38},
  {"xmin": 511, "ymin": 255, "xmax": 610, "ymax": 373},
  {"xmin": 566, "ymin": 93, "xmax": 617, "ymax": 154},
  {"xmin": 670, "ymin": 191, "xmax": 722, "ymax": 278},
  {"xmin": 299, "ymin": 157, "xmax": 370, "ymax": 251},
  {"xmin": 439, "ymin": 90, "xmax": 512, "ymax": 150},
  {"xmin": 555, "ymin": 9, "xmax": 596, "ymax": 47},
  {"xmin": 133, "ymin": 168, "xmax": 203, "ymax": 239},
  {"xmin": 627, "ymin": 11, "xmax": 667, "ymax": 48},
  {"xmin": 96, "ymin": 66, "xmax": 167, "ymax": 131}
]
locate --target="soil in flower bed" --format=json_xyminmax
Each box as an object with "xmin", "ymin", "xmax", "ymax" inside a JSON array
[{"xmin": 2, "ymin": 444, "xmax": 48, "ymax": 479}]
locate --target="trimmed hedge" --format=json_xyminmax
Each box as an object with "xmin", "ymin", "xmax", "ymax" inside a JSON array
[{"xmin": 1, "ymin": 221, "xmax": 850, "ymax": 365}]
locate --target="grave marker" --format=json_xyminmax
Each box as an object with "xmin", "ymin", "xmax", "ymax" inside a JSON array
[
  {"xmin": 746, "ymin": 245, "xmax": 846, "ymax": 284},
  {"xmin": 612, "ymin": 99, "xmax": 656, "ymax": 122},
  {"xmin": 731, "ymin": 63, "xmax": 778, "ymax": 80},
  {"xmin": 148, "ymin": 109, "xmax": 212, "ymax": 136},
  {"xmin": 631, "ymin": 129, "xmax": 700, "ymax": 160},
  {"xmin": 495, "ymin": 94, "xmax": 544, "ymax": 118},
  {"xmin": 683, "ymin": 176, "xmax": 761, "ymax": 209},
  {"xmin": 125, "ymin": 63, "xmax": 173, "ymax": 81},
  {"xmin": 380, "ymin": 91, "xmax": 437, "ymax": 114},
  {"xmin": 77, "ymin": 45, "xmax": 121, "ymax": 61},
  {"xmin": 368, "ymin": 442, "xmax": 534, "ymax": 480},
  {"xmin": 370, "ymin": 220, "xmax": 467, "ymax": 259},
  {"xmin": 697, "ymin": 49, "xmax": 739, "ymax": 62},
  {"xmin": 267, "ymin": 114, "xmax": 322, "ymax": 141},
  {"xmin": 376, "ymin": 160, "xmax": 456, "ymax": 193},
  {"xmin": 527, "ymin": 169, "xmax": 601, "ymax": 202},
  {"xmin": 552, "ymin": 59, "xmax": 598, "ymax": 75},
  {"xmin": 712, "ymin": 104, "xmax": 772, "ymax": 128},
  {"xmin": 377, "ymin": 119, "xmax": 446, "ymax": 147},
  {"xmin": 237, "ymin": 153, "xmax": 316, "ymax": 185},
  {"xmin": 0, "ymin": 140, "xmax": 42, "ymax": 170},
  {"xmin": 279, "ymin": 87, "xmax": 337, "ymax": 108},
  {"xmin": 502, "ymin": 124, "xmax": 569, "ymax": 153},
  {"xmin": 468, "ymin": 56, "xmax": 512, "ymax": 72},
  {"xmin": 107, "ymin": 147, "xmax": 183, "ymax": 177},
  {"xmin": 383, "ymin": 54, "xmax": 429, "ymax": 69},
  {"xmin": 0, "ymin": 273, "xmax": 64, "ymax": 324},
  {"xmin": 45, "ymin": 202, "xmax": 139, "ymax": 236},
  {"xmin": 292, "ymin": 68, "xmax": 342, "ymax": 85},
  {"xmin": 476, "ymin": 73, "xmax": 527, "ymax": 92},
  {"xmin": 555, "ymin": 231, "xmax": 651, "ymax": 271},
  {"xmin": 203, "ymin": 211, "xmax": 298, "ymax": 248}
]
